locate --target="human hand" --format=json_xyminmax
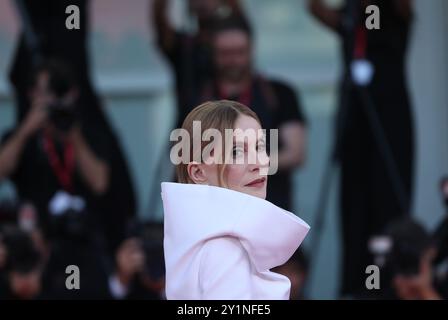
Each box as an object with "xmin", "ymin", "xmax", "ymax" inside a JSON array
[
  {"xmin": 393, "ymin": 248, "xmax": 441, "ymax": 300},
  {"xmin": 115, "ymin": 238, "xmax": 145, "ymax": 286},
  {"xmin": 19, "ymin": 98, "xmax": 48, "ymax": 138}
]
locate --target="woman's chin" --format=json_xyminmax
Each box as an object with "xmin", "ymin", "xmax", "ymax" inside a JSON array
[
  {"xmin": 227, "ymin": 185, "xmax": 267, "ymax": 200},
  {"xmin": 243, "ymin": 187, "xmax": 266, "ymax": 200}
]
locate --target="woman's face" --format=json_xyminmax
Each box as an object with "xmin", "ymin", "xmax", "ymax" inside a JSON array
[{"xmin": 201, "ymin": 114, "xmax": 269, "ymax": 199}]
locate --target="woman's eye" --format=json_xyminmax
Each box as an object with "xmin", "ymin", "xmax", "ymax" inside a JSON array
[
  {"xmin": 232, "ymin": 147, "xmax": 244, "ymax": 158},
  {"xmin": 257, "ymin": 143, "xmax": 266, "ymax": 152}
]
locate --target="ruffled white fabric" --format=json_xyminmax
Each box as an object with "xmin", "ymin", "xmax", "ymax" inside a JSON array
[{"xmin": 161, "ymin": 182, "xmax": 310, "ymax": 300}]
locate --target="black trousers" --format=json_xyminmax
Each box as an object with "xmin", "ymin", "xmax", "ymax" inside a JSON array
[{"xmin": 338, "ymin": 76, "xmax": 414, "ymax": 296}]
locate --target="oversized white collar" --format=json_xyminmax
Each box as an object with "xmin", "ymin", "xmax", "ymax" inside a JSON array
[{"xmin": 161, "ymin": 182, "xmax": 310, "ymax": 271}]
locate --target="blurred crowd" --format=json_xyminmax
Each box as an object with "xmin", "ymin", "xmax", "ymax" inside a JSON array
[{"xmin": 0, "ymin": 0, "xmax": 447, "ymax": 300}]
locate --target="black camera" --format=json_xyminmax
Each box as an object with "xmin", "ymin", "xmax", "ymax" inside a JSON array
[
  {"xmin": 384, "ymin": 239, "xmax": 425, "ymax": 277},
  {"xmin": 48, "ymin": 101, "xmax": 77, "ymax": 133},
  {"xmin": 47, "ymin": 192, "xmax": 92, "ymax": 243},
  {"xmin": 370, "ymin": 218, "xmax": 431, "ymax": 278},
  {"xmin": 125, "ymin": 220, "xmax": 165, "ymax": 280},
  {"xmin": 36, "ymin": 60, "xmax": 79, "ymax": 133},
  {"xmin": 49, "ymin": 207, "xmax": 90, "ymax": 242}
]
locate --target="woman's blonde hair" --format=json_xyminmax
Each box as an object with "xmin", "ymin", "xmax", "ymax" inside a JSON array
[{"xmin": 176, "ymin": 100, "xmax": 261, "ymax": 186}]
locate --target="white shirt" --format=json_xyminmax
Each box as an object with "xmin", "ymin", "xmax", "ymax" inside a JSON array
[{"xmin": 161, "ymin": 182, "xmax": 310, "ymax": 300}]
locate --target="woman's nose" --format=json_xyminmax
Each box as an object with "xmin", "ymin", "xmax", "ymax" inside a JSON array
[{"xmin": 248, "ymin": 150, "xmax": 269, "ymax": 172}]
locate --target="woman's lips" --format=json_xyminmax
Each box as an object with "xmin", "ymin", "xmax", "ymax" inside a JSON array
[{"xmin": 245, "ymin": 177, "xmax": 266, "ymax": 188}]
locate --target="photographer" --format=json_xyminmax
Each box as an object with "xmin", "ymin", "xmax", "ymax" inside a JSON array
[
  {"xmin": 108, "ymin": 222, "xmax": 165, "ymax": 300},
  {"xmin": 308, "ymin": 0, "xmax": 415, "ymax": 297},
  {"xmin": 152, "ymin": 0, "xmax": 247, "ymax": 128},
  {"xmin": 0, "ymin": 59, "xmax": 110, "ymax": 238},
  {"xmin": 369, "ymin": 217, "xmax": 442, "ymax": 300},
  {"xmin": 0, "ymin": 226, "xmax": 45, "ymax": 300}
]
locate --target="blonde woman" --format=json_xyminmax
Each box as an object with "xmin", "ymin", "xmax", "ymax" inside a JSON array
[{"xmin": 162, "ymin": 100, "xmax": 310, "ymax": 300}]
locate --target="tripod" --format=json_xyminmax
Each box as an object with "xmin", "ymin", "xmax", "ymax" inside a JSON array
[{"xmin": 308, "ymin": 0, "xmax": 411, "ymax": 291}]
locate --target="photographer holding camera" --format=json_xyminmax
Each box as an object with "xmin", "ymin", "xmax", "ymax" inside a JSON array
[
  {"xmin": 369, "ymin": 217, "xmax": 442, "ymax": 300},
  {"xmin": 108, "ymin": 222, "xmax": 165, "ymax": 300},
  {"xmin": 0, "ymin": 226, "xmax": 45, "ymax": 300},
  {"xmin": 0, "ymin": 59, "xmax": 110, "ymax": 239}
]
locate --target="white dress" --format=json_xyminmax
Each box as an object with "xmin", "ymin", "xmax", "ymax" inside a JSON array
[{"xmin": 161, "ymin": 182, "xmax": 310, "ymax": 300}]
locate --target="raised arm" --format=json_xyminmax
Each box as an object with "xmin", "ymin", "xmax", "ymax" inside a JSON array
[
  {"xmin": 152, "ymin": 0, "xmax": 177, "ymax": 53},
  {"xmin": 69, "ymin": 126, "xmax": 110, "ymax": 195},
  {"xmin": 307, "ymin": 0, "xmax": 342, "ymax": 32},
  {"xmin": 0, "ymin": 102, "xmax": 47, "ymax": 181}
]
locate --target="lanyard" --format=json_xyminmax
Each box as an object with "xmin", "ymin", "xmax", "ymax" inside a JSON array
[
  {"xmin": 217, "ymin": 80, "xmax": 252, "ymax": 108},
  {"xmin": 42, "ymin": 130, "xmax": 75, "ymax": 192},
  {"xmin": 354, "ymin": 25, "xmax": 367, "ymax": 59}
]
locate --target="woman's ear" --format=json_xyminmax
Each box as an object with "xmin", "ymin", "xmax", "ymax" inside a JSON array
[{"xmin": 187, "ymin": 162, "xmax": 208, "ymax": 184}]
